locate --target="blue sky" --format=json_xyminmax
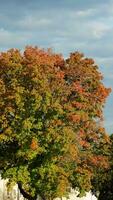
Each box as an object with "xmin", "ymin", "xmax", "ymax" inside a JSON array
[{"xmin": 0, "ymin": 0, "xmax": 113, "ymax": 134}]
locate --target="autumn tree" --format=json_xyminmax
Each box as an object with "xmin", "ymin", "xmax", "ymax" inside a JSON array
[{"xmin": 0, "ymin": 47, "xmax": 111, "ymax": 200}]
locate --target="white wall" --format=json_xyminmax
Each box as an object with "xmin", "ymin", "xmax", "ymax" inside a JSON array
[{"xmin": 0, "ymin": 176, "xmax": 24, "ymax": 200}]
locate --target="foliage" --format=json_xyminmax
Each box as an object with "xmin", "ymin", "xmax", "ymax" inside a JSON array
[
  {"xmin": 0, "ymin": 47, "xmax": 111, "ymax": 200},
  {"xmin": 91, "ymin": 134, "xmax": 113, "ymax": 200}
]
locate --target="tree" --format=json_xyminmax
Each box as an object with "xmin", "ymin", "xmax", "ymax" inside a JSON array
[
  {"xmin": 0, "ymin": 47, "xmax": 111, "ymax": 200},
  {"xmin": 91, "ymin": 134, "xmax": 113, "ymax": 200}
]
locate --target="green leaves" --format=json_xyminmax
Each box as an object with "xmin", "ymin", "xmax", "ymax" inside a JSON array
[{"xmin": 0, "ymin": 47, "xmax": 111, "ymax": 200}]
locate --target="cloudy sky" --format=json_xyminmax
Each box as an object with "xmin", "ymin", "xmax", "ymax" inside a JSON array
[{"xmin": 0, "ymin": 0, "xmax": 113, "ymax": 133}]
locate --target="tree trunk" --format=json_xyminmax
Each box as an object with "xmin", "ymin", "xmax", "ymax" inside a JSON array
[
  {"xmin": 41, "ymin": 195, "xmax": 46, "ymax": 200},
  {"xmin": 18, "ymin": 182, "xmax": 37, "ymax": 200}
]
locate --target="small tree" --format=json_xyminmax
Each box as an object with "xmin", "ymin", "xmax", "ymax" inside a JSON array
[{"xmin": 0, "ymin": 47, "xmax": 111, "ymax": 200}]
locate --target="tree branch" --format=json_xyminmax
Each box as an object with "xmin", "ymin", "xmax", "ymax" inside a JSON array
[{"xmin": 18, "ymin": 182, "xmax": 37, "ymax": 200}]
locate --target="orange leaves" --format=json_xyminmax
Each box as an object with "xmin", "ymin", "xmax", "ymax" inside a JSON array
[
  {"xmin": 91, "ymin": 156, "xmax": 98, "ymax": 166},
  {"xmin": 23, "ymin": 46, "xmax": 64, "ymax": 70},
  {"xmin": 30, "ymin": 138, "xmax": 38, "ymax": 151},
  {"xmin": 56, "ymin": 71, "xmax": 65, "ymax": 79},
  {"xmin": 94, "ymin": 84, "xmax": 111, "ymax": 104},
  {"xmin": 82, "ymin": 58, "xmax": 95, "ymax": 65},
  {"xmin": 69, "ymin": 114, "xmax": 81, "ymax": 123},
  {"xmin": 72, "ymin": 82, "xmax": 84, "ymax": 94},
  {"xmin": 90, "ymin": 155, "xmax": 109, "ymax": 169},
  {"xmin": 68, "ymin": 112, "xmax": 89, "ymax": 124},
  {"xmin": 79, "ymin": 140, "xmax": 90, "ymax": 148},
  {"xmin": 53, "ymin": 53, "xmax": 64, "ymax": 68},
  {"xmin": 54, "ymin": 119, "xmax": 62, "ymax": 126},
  {"xmin": 79, "ymin": 129, "xmax": 85, "ymax": 137},
  {"xmin": 69, "ymin": 52, "xmax": 84, "ymax": 62},
  {"xmin": 72, "ymin": 101, "xmax": 84, "ymax": 109}
]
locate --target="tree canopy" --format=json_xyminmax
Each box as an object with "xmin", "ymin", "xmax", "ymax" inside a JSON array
[{"xmin": 0, "ymin": 47, "xmax": 111, "ymax": 200}]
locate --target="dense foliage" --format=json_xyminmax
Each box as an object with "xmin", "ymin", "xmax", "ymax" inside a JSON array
[
  {"xmin": 92, "ymin": 134, "xmax": 113, "ymax": 200},
  {"xmin": 0, "ymin": 47, "xmax": 111, "ymax": 200}
]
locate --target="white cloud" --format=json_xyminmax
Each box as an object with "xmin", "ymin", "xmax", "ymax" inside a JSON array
[
  {"xmin": 101, "ymin": 1, "xmax": 113, "ymax": 15},
  {"xmin": 18, "ymin": 16, "xmax": 52, "ymax": 30},
  {"xmin": 89, "ymin": 22, "xmax": 111, "ymax": 39},
  {"xmin": 0, "ymin": 28, "xmax": 32, "ymax": 49},
  {"xmin": 73, "ymin": 8, "xmax": 96, "ymax": 17}
]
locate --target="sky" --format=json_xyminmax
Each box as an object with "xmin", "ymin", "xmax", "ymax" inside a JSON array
[{"xmin": 0, "ymin": 0, "xmax": 113, "ymax": 134}]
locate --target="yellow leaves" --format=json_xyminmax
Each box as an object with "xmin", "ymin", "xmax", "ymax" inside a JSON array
[
  {"xmin": 0, "ymin": 134, "xmax": 8, "ymax": 141},
  {"xmin": 23, "ymin": 118, "xmax": 32, "ymax": 130},
  {"xmin": 63, "ymin": 104, "xmax": 72, "ymax": 111},
  {"xmin": 15, "ymin": 93, "xmax": 23, "ymax": 107},
  {"xmin": 53, "ymin": 102, "xmax": 64, "ymax": 114},
  {"xmin": 4, "ymin": 127, "xmax": 12, "ymax": 135},
  {"xmin": 5, "ymin": 106, "xmax": 15, "ymax": 114},
  {"xmin": 1, "ymin": 114, "xmax": 7, "ymax": 124},
  {"xmin": 15, "ymin": 86, "xmax": 24, "ymax": 94},
  {"xmin": 55, "ymin": 167, "xmax": 70, "ymax": 197},
  {"xmin": 57, "ymin": 177, "xmax": 69, "ymax": 197},
  {"xmin": 47, "ymin": 119, "xmax": 63, "ymax": 131},
  {"xmin": 0, "ymin": 79, "xmax": 6, "ymax": 94},
  {"xmin": 103, "ymin": 133, "xmax": 110, "ymax": 144},
  {"xmin": 75, "ymin": 167, "xmax": 92, "ymax": 192},
  {"xmin": 62, "ymin": 126, "xmax": 75, "ymax": 141},
  {"xmin": 69, "ymin": 144, "xmax": 79, "ymax": 161}
]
